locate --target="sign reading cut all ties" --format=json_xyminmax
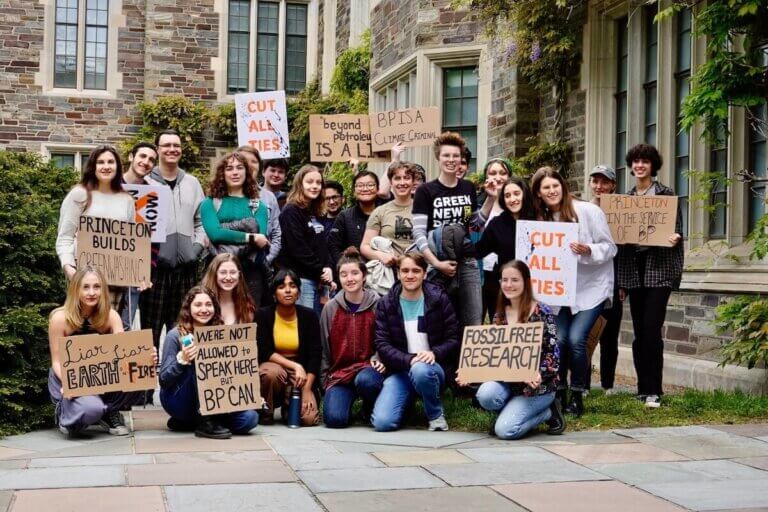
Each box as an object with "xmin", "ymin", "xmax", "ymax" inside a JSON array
[
  {"xmin": 76, "ymin": 216, "xmax": 151, "ymax": 287},
  {"xmin": 369, "ymin": 107, "xmax": 440, "ymax": 152},
  {"xmin": 122, "ymin": 183, "xmax": 171, "ymax": 243},
  {"xmin": 194, "ymin": 323, "xmax": 264, "ymax": 415},
  {"xmin": 234, "ymin": 90, "xmax": 290, "ymax": 160},
  {"xmin": 59, "ymin": 330, "xmax": 157, "ymax": 399},
  {"xmin": 516, "ymin": 220, "xmax": 579, "ymax": 307},
  {"xmin": 457, "ymin": 323, "xmax": 543, "ymax": 383},
  {"xmin": 309, "ymin": 114, "xmax": 388, "ymax": 162},
  {"xmin": 600, "ymin": 194, "xmax": 678, "ymax": 247}
]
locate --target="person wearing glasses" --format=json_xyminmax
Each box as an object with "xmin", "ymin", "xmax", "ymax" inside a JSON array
[
  {"xmin": 320, "ymin": 181, "xmax": 345, "ymax": 242},
  {"xmin": 328, "ymin": 171, "xmax": 382, "ymax": 267},
  {"xmin": 140, "ymin": 129, "xmax": 207, "ymax": 348}
]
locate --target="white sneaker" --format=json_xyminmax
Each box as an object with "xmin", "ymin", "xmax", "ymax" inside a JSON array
[
  {"xmin": 428, "ymin": 415, "xmax": 449, "ymax": 431},
  {"xmin": 645, "ymin": 395, "xmax": 661, "ymax": 408},
  {"xmin": 604, "ymin": 388, "xmax": 618, "ymax": 396}
]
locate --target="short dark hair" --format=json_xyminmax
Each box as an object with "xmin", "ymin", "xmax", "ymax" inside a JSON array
[
  {"xmin": 129, "ymin": 142, "xmax": 157, "ymax": 157},
  {"xmin": 262, "ymin": 158, "xmax": 290, "ymax": 172},
  {"xmin": 462, "ymin": 147, "xmax": 472, "ymax": 163},
  {"xmin": 269, "ymin": 268, "xmax": 301, "ymax": 297},
  {"xmin": 336, "ymin": 246, "xmax": 367, "ymax": 275},
  {"xmin": 324, "ymin": 180, "xmax": 344, "ymax": 197},
  {"xmin": 397, "ymin": 251, "xmax": 428, "ymax": 271},
  {"xmin": 625, "ymin": 143, "xmax": 662, "ymax": 176},
  {"xmin": 352, "ymin": 170, "xmax": 379, "ymax": 189},
  {"xmin": 154, "ymin": 129, "xmax": 180, "ymax": 146}
]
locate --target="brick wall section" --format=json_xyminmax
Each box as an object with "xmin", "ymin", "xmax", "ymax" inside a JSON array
[{"xmin": 335, "ymin": 0, "xmax": 350, "ymax": 56}]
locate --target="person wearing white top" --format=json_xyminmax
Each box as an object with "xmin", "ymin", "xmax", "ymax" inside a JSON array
[{"xmin": 530, "ymin": 167, "xmax": 617, "ymax": 417}]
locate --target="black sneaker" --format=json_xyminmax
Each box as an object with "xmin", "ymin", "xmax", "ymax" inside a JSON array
[
  {"xmin": 99, "ymin": 410, "xmax": 130, "ymax": 436},
  {"xmin": 167, "ymin": 417, "xmax": 196, "ymax": 432},
  {"xmin": 195, "ymin": 418, "xmax": 232, "ymax": 439},
  {"xmin": 546, "ymin": 398, "xmax": 566, "ymax": 435},
  {"xmin": 564, "ymin": 391, "xmax": 584, "ymax": 417}
]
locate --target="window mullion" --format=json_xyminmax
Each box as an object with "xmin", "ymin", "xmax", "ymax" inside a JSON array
[
  {"xmin": 249, "ymin": 0, "xmax": 257, "ymax": 91},
  {"xmin": 76, "ymin": 0, "xmax": 86, "ymax": 91},
  {"xmin": 277, "ymin": 0, "xmax": 286, "ymax": 91}
]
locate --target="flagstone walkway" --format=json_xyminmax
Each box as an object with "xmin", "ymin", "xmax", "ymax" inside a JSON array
[{"xmin": 1, "ymin": 408, "xmax": 768, "ymax": 511}]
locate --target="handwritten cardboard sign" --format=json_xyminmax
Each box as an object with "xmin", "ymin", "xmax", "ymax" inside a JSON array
[
  {"xmin": 586, "ymin": 315, "xmax": 607, "ymax": 360},
  {"xmin": 122, "ymin": 183, "xmax": 170, "ymax": 243},
  {"xmin": 235, "ymin": 91, "xmax": 290, "ymax": 159},
  {"xmin": 600, "ymin": 194, "xmax": 678, "ymax": 247},
  {"xmin": 369, "ymin": 107, "xmax": 440, "ymax": 151},
  {"xmin": 309, "ymin": 114, "xmax": 388, "ymax": 162},
  {"xmin": 516, "ymin": 220, "xmax": 579, "ymax": 307},
  {"xmin": 76, "ymin": 216, "xmax": 151, "ymax": 287},
  {"xmin": 457, "ymin": 323, "xmax": 543, "ymax": 383},
  {"xmin": 194, "ymin": 323, "xmax": 264, "ymax": 415},
  {"xmin": 59, "ymin": 330, "xmax": 156, "ymax": 398}
]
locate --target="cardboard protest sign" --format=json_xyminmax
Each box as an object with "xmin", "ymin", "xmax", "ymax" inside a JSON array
[
  {"xmin": 586, "ymin": 315, "xmax": 607, "ymax": 361},
  {"xmin": 309, "ymin": 114, "xmax": 388, "ymax": 162},
  {"xmin": 457, "ymin": 323, "xmax": 544, "ymax": 383},
  {"xmin": 516, "ymin": 220, "xmax": 579, "ymax": 307},
  {"xmin": 600, "ymin": 194, "xmax": 678, "ymax": 247},
  {"xmin": 369, "ymin": 107, "xmax": 440, "ymax": 151},
  {"xmin": 122, "ymin": 183, "xmax": 170, "ymax": 243},
  {"xmin": 76, "ymin": 216, "xmax": 151, "ymax": 287},
  {"xmin": 235, "ymin": 91, "xmax": 290, "ymax": 159},
  {"xmin": 194, "ymin": 323, "xmax": 264, "ymax": 415},
  {"xmin": 59, "ymin": 330, "xmax": 156, "ymax": 399}
]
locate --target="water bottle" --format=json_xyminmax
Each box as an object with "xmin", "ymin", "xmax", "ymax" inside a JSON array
[{"xmin": 286, "ymin": 388, "xmax": 302, "ymax": 428}]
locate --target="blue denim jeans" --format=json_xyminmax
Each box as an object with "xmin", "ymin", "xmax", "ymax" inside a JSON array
[
  {"xmin": 476, "ymin": 381, "xmax": 555, "ymax": 440},
  {"xmin": 371, "ymin": 362, "xmax": 445, "ymax": 432},
  {"xmin": 160, "ymin": 368, "xmax": 258, "ymax": 434},
  {"xmin": 323, "ymin": 366, "xmax": 385, "ymax": 428},
  {"xmin": 120, "ymin": 286, "xmax": 140, "ymax": 331},
  {"xmin": 298, "ymin": 278, "xmax": 323, "ymax": 315},
  {"xmin": 556, "ymin": 303, "xmax": 605, "ymax": 391}
]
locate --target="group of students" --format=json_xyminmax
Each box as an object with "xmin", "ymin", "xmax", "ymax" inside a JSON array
[{"xmin": 49, "ymin": 128, "xmax": 683, "ymax": 441}]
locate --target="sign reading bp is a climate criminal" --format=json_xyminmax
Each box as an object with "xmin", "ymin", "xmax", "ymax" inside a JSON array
[
  {"xmin": 76, "ymin": 216, "xmax": 151, "ymax": 287},
  {"xmin": 457, "ymin": 323, "xmax": 543, "ymax": 384},
  {"xmin": 194, "ymin": 323, "xmax": 264, "ymax": 415},
  {"xmin": 516, "ymin": 220, "xmax": 579, "ymax": 307},
  {"xmin": 234, "ymin": 91, "xmax": 290, "ymax": 160}
]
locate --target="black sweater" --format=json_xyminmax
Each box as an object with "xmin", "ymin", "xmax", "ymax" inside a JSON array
[
  {"xmin": 277, "ymin": 203, "xmax": 330, "ymax": 281},
  {"xmin": 475, "ymin": 210, "xmax": 518, "ymax": 274},
  {"xmin": 256, "ymin": 304, "xmax": 322, "ymax": 377}
]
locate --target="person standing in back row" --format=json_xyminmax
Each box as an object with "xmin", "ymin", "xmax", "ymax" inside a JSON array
[{"xmin": 140, "ymin": 130, "xmax": 206, "ymax": 348}]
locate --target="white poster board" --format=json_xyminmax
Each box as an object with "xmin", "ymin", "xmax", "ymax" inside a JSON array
[
  {"xmin": 122, "ymin": 183, "xmax": 170, "ymax": 243},
  {"xmin": 235, "ymin": 91, "xmax": 290, "ymax": 159}
]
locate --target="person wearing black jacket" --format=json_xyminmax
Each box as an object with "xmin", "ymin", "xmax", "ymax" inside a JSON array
[
  {"xmin": 257, "ymin": 269, "xmax": 322, "ymax": 426},
  {"xmin": 328, "ymin": 171, "xmax": 381, "ymax": 266}
]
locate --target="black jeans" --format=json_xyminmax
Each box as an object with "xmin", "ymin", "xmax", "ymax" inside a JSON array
[
  {"xmin": 628, "ymin": 286, "xmax": 672, "ymax": 396},
  {"xmin": 482, "ymin": 270, "xmax": 500, "ymax": 324},
  {"xmin": 599, "ymin": 287, "xmax": 624, "ymax": 389}
]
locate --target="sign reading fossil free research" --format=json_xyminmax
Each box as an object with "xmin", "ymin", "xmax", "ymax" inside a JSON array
[
  {"xmin": 457, "ymin": 323, "xmax": 543, "ymax": 383},
  {"xmin": 309, "ymin": 114, "xmax": 388, "ymax": 162},
  {"xmin": 122, "ymin": 183, "xmax": 170, "ymax": 243},
  {"xmin": 369, "ymin": 107, "xmax": 440, "ymax": 151},
  {"xmin": 76, "ymin": 216, "xmax": 151, "ymax": 287},
  {"xmin": 235, "ymin": 91, "xmax": 290, "ymax": 159},
  {"xmin": 516, "ymin": 220, "xmax": 579, "ymax": 307},
  {"xmin": 59, "ymin": 330, "xmax": 157, "ymax": 399},
  {"xmin": 600, "ymin": 194, "xmax": 678, "ymax": 247},
  {"xmin": 194, "ymin": 323, "xmax": 264, "ymax": 415}
]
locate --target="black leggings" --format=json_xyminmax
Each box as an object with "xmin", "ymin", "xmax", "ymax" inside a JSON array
[
  {"xmin": 599, "ymin": 287, "xmax": 623, "ymax": 389},
  {"xmin": 629, "ymin": 286, "xmax": 672, "ymax": 396}
]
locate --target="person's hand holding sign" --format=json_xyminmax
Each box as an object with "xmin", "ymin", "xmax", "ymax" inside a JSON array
[
  {"xmin": 411, "ymin": 350, "xmax": 436, "ymax": 365},
  {"xmin": 669, "ymin": 233, "xmax": 682, "ymax": 246},
  {"xmin": 525, "ymin": 373, "xmax": 542, "ymax": 391},
  {"xmin": 569, "ymin": 242, "xmax": 592, "ymax": 256}
]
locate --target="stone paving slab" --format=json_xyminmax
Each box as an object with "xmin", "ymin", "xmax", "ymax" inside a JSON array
[
  {"xmin": 373, "ymin": 449, "xmax": 472, "ymax": 466},
  {"xmin": 424, "ymin": 460, "xmax": 606, "ymax": 486},
  {"xmin": 28, "ymin": 454, "xmax": 153, "ymax": 468},
  {"xmin": 326, "ymin": 441, "xmax": 419, "ymax": 453},
  {"xmin": 492, "ymin": 481, "xmax": 686, "ymax": 512},
  {"xmin": 588, "ymin": 460, "xmax": 768, "ymax": 486},
  {"xmin": 134, "ymin": 435, "xmax": 269, "ymax": 454},
  {"xmin": 318, "ymin": 486, "xmax": 524, "ymax": 512},
  {"xmin": 0, "ymin": 460, "xmax": 26, "ymax": 470},
  {"xmin": 128, "ymin": 409, "xmax": 169, "ymax": 431},
  {"xmin": 297, "ymin": 467, "xmax": 446, "ymax": 493},
  {"xmin": 758, "ymin": 436, "xmax": 768, "ymax": 444},
  {"xmin": 10, "ymin": 487, "xmax": 165, "ymax": 512},
  {"xmin": 733, "ymin": 457, "xmax": 768, "ymax": 471},
  {"xmin": 152, "ymin": 450, "xmax": 279, "ymax": 464},
  {"xmin": 639, "ymin": 434, "xmax": 768, "ymax": 460},
  {"xmin": 164, "ymin": 483, "xmax": 323, "ymax": 512},
  {"xmin": 0, "ymin": 448, "xmax": 31, "ymax": 461},
  {"xmin": 127, "ymin": 460, "xmax": 295, "ymax": 486},
  {"xmin": 544, "ymin": 443, "xmax": 689, "ymax": 464},
  {"xmin": 0, "ymin": 465, "xmax": 125, "ymax": 490},
  {"xmin": 458, "ymin": 446, "xmax": 564, "ymax": 463},
  {"xmin": 282, "ymin": 452, "xmax": 384, "ymax": 470},
  {"xmin": 640, "ymin": 479, "xmax": 768, "ymax": 511},
  {"xmin": 0, "ymin": 430, "xmax": 88, "ymax": 452},
  {"xmin": 264, "ymin": 437, "xmax": 341, "ymax": 456},
  {"xmin": 710, "ymin": 424, "xmax": 768, "ymax": 438},
  {"xmin": 614, "ymin": 426, "xmax": 726, "ymax": 439},
  {"xmin": 527, "ymin": 431, "xmax": 640, "ymax": 445},
  {"xmin": 9, "ymin": 437, "xmax": 134, "ymax": 459},
  {"xmin": 0, "ymin": 491, "xmax": 11, "ymax": 512}
]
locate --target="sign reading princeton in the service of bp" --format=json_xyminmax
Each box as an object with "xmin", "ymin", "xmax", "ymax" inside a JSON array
[
  {"xmin": 600, "ymin": 194, "xmax": 678, "ymax": 247},
  {"xmin": 76, "ymin": 216, "xmax": 151, "ymax": 287},
  {"xmin": 457, "ymin": 323, "xmax": 543, "ymax": 383}
]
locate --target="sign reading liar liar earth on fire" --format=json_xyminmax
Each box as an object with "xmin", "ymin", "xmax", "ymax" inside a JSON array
[
  {"xmin": 59, "ymin": 330, "xmax": 156, "ymax": 399},
  {"xmin": 76, "ymin": 216, "xmax": 151, "ymax": 288},
  {"xmin": 234, "ymin": 91, "xmax": 290, "ymax": 160},
  {"xmin": 600, "ymin": 194, "xmax": 678, "ymax": 247},
  {"xmin": 195, "ymin": 323, "xmax": 264, "ymax": 415},
  {"xmin": 369, "ymin": 107, "xmax": 440, "ymax": 152},
  {"xmin": 457, "ymin": 323, "xmax": 543, "ymax": 383}
]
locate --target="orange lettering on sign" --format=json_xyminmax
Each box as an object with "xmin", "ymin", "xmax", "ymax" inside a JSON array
[
  {"xmin": 248, "ymin": 119, "xmax": 274, "ymax": 133},
  {"xmin": 530, "ymin": 231, "xmax": 566, "ymax": 248},
  {"xmin": 246, "ymin": 100, "xmax": 277, "ymax": 113}
]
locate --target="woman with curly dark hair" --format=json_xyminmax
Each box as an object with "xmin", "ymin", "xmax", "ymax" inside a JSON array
[{"xmin": 201, "ymin": 152, "xmax": 281, "ymax": 307}]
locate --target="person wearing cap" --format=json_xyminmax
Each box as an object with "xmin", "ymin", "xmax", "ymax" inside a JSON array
[{"xmin": 589, "ymin": 165, "xmax": 622, "ymax": 395}]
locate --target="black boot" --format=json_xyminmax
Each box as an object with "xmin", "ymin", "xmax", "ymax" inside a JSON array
[
  {"xmin": 565, "ymin": 391, "xmax": 584, "ymax": 417},
  {"xmin": 195, "ymin": 418, "xmax": 232, "ymax": 439},
  {"xmin": 556, "ymin": 388, "xmax": 568, "ymax": 411},
  {"xmin": 546, "ymin": 399, "xmax": 566, "ymax": 435}
]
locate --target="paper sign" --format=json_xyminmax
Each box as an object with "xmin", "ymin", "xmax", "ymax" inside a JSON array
[
  {"xmin": 600, "ymin": 194, "xmax": 678, "ymax": 246},
  {"xmin": 59, "ymin": 330, "xmax": 156, "ymax": 398},
  {"xmin": 516, "ymin": 220, "xmax": 579, "ymax": 307},
  {"xmin": 586, "ymin": 315, "xmax": 607, "ymax": 360},
  {"xmin": 122, "ymin": 183, "xmax": 170, "ymax": 243},
  {"xmin": 457, "ymin": 323, "xmax": 543, "ymax": 383},
  {"xmin": 369, "ymin": 107, "xmax": 440, "ymax": 151},
  {"xmin": 235, "ymin": 91, "xmax": 290, "ymax": 159},
  {"xmin": 194, "ymin": 323, "xmax": 264, "ymax": 415},
  {"xmin": 76, "ymin": 216, "xmax": 151, "ymax": 287},
  {"xmin": 309, "ymin": 114, "xmax": 388, "ymax": 162}
]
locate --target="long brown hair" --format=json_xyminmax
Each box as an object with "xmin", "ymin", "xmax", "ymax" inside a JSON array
[
  {"xmin": 530, "ymin": 166, "xmax": 578, "ymax": 222},
  {"xmin": 287, "ymin": 164, "xmax": 325, "ymax": 217},
  {"xmin": 78, "ymin": 145, "xmax": 128, "ymax": 211},
  {"xmin": 208, "ymin": 152, "xmax": 260, "ymax": 199},
  {"xmin": 51, "ymin": 266, "xmax": 113, "ymax": 333},
  {"xmin": 201, "ymin": 254, "xmax": 255, "ymax": 323},
  {"xmin": 495, "ymin": 260, "xmax": 536, "ymax": 325},
  {"xmin": 176, "ymin": 286, "xmax": 222, "ymax": 336}
]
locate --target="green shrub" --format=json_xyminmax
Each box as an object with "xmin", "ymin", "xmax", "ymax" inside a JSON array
[{"xmin": 0, "ymin": 151, "xmax": 77, "ymax": 435}]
